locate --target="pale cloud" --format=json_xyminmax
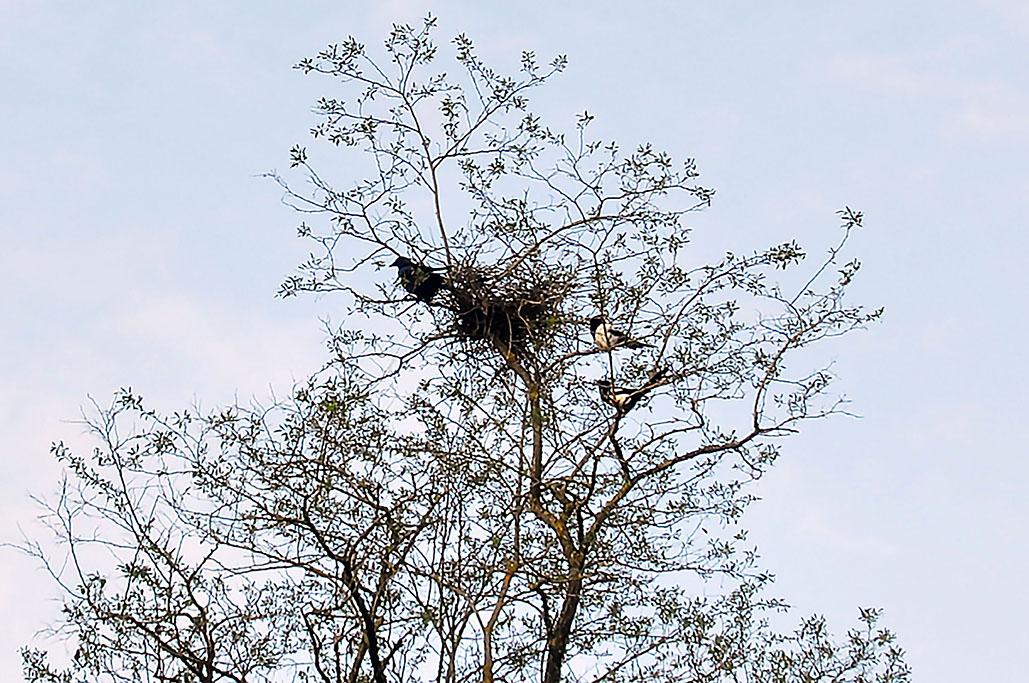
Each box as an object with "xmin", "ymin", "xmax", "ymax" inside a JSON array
[
  {"xmin": 0, "ymin": 0, "xmax": 36, "ymax": 25},
  {"xmin": 825, "ymin": 54, "xmax": 949, "ymax": 96},
  {"xmin": 825, "ymin": 53, "xmax": 1029, "ymax": 145},
  {"xmin": 0, "ymin": 149, "xmax": 114, "ymax": 214},
  {"xmin": 946, "ymin": 102, "xmax": 1029, "ymax": 143},
  {"xmin": 978, "ymin": 0, "xmax": 1029, "ymax": 35},
  {"xmin": 113, "ymin": 291, "xmax": 323, "ymax": 396},
  {"xmin": 369, "ymin": 0, "xmax": 435, "ymax": 28}
]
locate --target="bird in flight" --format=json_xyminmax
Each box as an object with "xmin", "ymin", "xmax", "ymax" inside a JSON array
[
  {"xmin": 596, "ymin": 368, "xmax": 666, "ymax": 415},
  {"xmin": 391, "ymin": 257, "xmax": 445, "ymax": 304},
  {"xmin": 589, "ymin": 316, "xmax": 651, "ymax": 351}
]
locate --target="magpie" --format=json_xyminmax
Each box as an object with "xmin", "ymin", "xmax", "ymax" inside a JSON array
[
  {"xmin": 589, "ymin": 315, "xmax": 651, "ymax": 351},
  {"xmin": 596, "ymin": 368, "xmax": 666, "ymax": 415},
  {"xmin": 391, "ymin": 256, "xmax": 445, "ymax": 304}
]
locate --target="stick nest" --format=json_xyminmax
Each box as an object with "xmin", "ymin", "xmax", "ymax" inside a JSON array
[{"xmin": 441, "ymin": 259, "xmax": 573, "ymax": 354}]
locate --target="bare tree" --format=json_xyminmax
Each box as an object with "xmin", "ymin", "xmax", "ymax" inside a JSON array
[{"xmin": 21, "ymin": 17, "xmax": 909, "ymax": 683}]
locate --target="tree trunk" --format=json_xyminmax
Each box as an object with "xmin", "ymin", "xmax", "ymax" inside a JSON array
[{"xmin": 542, "ymin": 560, "xmax": 583, "ymax": 683}]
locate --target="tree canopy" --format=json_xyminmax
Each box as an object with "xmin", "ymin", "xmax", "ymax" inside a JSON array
[{"xmin": 22, "ymin": 17, "xmax": 908, "ymax": 683}]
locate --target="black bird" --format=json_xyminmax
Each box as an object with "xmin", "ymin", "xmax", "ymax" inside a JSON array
[
  {"xmin": 391, "ymin": 257, "xmax": 445, "ymax": 303},
  {"xmin": 596, "ymin": 368, "xmax": 667, "ymax": 415},
  {"xmin": 589, "ymin": 316, "xmax": 651, "ymax": 351}
]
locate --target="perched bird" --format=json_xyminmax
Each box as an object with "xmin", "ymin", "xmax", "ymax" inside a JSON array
[
  {"xmin": 589, "ymin": 316, "xmax": 651, "ymax": 351},
  {"xmin": 391, "ymin": 256, "xmax": 445, "ymax": 303},
  {"xmin": 596, "ymin": 368, "xmax": 667, "ymax": 415}
]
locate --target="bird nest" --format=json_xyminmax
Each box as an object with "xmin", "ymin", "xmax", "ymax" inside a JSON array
[{"xmin": 441, "ymin": 260, "xmax": 572, "ymax": 354}]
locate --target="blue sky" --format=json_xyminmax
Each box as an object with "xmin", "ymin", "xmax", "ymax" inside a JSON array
[{"xmin": 2, "ymin": 1, "xmax": 1027, "ymax": 680}]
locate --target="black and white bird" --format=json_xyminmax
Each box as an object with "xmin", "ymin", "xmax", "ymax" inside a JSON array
[
  {"xmin": 596, "ymin": 368, "xmax": 667, "ymax": 415},
  {"xmin": 391, "ymin": 256, "xmax": 445, "ymax": 304},
  {"xmin": 589, "ymin": 316, "xmax": 651, "ymax": 351}
]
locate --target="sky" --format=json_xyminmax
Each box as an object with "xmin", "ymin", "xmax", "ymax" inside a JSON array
[{"xmin": 2, "ymin": 1, "xmax": 1027, "ymax": 680}]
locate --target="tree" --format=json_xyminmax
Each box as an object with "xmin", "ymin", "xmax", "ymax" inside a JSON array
[{"xmin": 21, "ymin": 17, "xmax": 909, "ymax": 683}]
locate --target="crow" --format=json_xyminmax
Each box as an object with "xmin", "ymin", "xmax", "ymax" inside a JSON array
[
  {"xmin": 391, "ymin": 257, "xmax": 445, "ymax": 304},
  {"xmin": 596, "ymin": 368, "xmax": 667, "ymax": 415},
  {"xmin": 589, "ymin": 315, "xmax": 651, "ymax": 351}
]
